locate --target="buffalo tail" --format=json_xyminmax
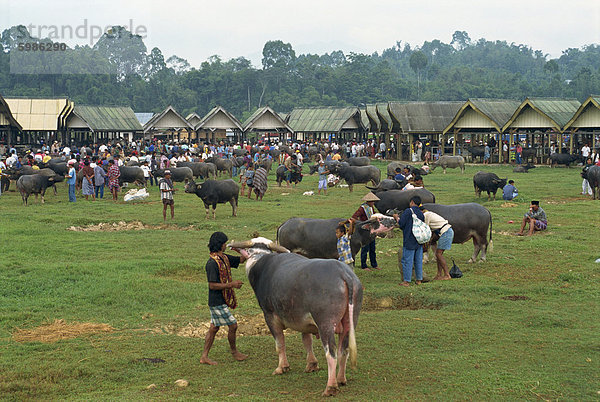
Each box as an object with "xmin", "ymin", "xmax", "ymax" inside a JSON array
[
  {"xmin": 487, "ymin": 208, "xmax": 493, "ymax": 254},
  {"xmin": 344, "ymin": 274, "xmax": 358, "ymax": 369}
]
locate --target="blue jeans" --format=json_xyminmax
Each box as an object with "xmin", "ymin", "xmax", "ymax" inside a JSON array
[
  {"xmin": 360, "ymin": 240, "xmax": 377, "ymax": 269},
  {"xmin": 516, "ymin": 152, "xmax": 522, "ymax": 164},
  {"xmin": 95, "ymin": 185, "xmax": 104, "ymax": 199},
  {"xmin": 68, "ymin": 184, "xmax": 76, "ymax": 202},
  {"xmin": 232, "ymin": 166, "xmax": 238, "ymax": 177},
  {"xmin": 401, "ymin": 246, "xmax": 423, "ymax": 282}
]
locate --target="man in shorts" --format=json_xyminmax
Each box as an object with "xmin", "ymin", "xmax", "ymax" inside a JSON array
[
  {"xmin": 516, "ymin": 200, "xmax": 547, "ymax": 236},
  {"xmin": 200, "ymin": 232, "xmax": 248, "ymax": 365},
  {"xmin": 159, "ymin": 170, "xmax": 176, "ymax": 222},
  {"xmin": 317, "ymin": 160, "xmax": 329, "ymax": 195}
]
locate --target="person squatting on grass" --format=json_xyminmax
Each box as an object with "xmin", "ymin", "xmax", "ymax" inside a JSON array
[
  {"xmin": 516, "ymin": 200, "xmax": 547, "ymax": 236},
  {"xmin": 159, "ymin": 170, "xmax": 176, "ymax": 222},
  {"xmin": 394, "ymin": 196, "xmax": 425, "ymax": 286},
  {"xmin": 200, "ymin": 231, "xmax": 248, "ymax": 365}
]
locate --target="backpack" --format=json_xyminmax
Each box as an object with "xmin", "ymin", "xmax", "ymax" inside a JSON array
[{"xmin": 410, "ymin": 209, "xmax": 431, "ymax": 244}]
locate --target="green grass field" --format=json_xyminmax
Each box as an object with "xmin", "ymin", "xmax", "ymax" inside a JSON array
[{"xmin": 1, "ymin": 160, "xmax": 599, "ymax": 400}]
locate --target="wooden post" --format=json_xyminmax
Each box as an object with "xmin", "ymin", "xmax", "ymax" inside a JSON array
[{"xmin": 569, "ymin": 130, "xmax": 573, "ymax": 154}]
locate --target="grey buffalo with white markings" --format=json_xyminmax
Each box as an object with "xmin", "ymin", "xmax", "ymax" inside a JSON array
[
  {"xmin": 331, "ymin": 164, "xmax": 381, "ymax": 192},
  {"xmin": 227, "ymin": 237, "xmax": 363, "ymax": 397},
  {"xmin": 430, "ymin": 155, "xmax": 465, "ymax": 174}
]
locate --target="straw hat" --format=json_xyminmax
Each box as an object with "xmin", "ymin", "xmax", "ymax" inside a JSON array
[{"xmin": 362, "ymin": 192, "xmax": 380, "ymax": 202}]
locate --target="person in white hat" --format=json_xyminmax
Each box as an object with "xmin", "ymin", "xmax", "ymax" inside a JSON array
[{"xmin": 350, "ymin": 192, "xmax": 381, "ymax": 271}]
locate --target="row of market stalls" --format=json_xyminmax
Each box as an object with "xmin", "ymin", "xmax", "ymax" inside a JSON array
[{"xmin": 1, "ymin": 92, "xmax": 599, "ymax": 161}]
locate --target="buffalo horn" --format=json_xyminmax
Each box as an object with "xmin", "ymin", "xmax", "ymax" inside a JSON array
[
  {"xmin": 269, "ymin": 243, "xmax": 290, "ymax": 253},
  {"xmin": 227, "ymin": 240, "xmax": 254, "ymax": 249}
]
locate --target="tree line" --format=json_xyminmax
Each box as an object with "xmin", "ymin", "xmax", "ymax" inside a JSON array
[{"xmin": 1, "ymin": 26, "xmax": 599, "ymax": 123}]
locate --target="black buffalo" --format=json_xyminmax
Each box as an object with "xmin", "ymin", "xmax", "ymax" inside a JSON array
[
  {"xmin": 177, "ymin": 162, "xmax": 215, "ymax": 180},
  {"xmin": 277, "ymin": 215, "xmax": 396, "ymax": 261},
  {"xmin": 513, "ymin": 163, "xmax": 536, "ymax": 173},
  {"xmin": 16, "ymin": 174, "xmax": 56, "ymax": 205},
  {"xmin": 473, "ymin": 171, "xmax": 507, "ymax": 200},
  {"xmin": 184, "ymin": 179, "xmax": 239, "ymax": 218},
  {"xmin": 205, "ymin": 156, "xmax": 233, "ymax": 177},
  {"xmin": 373, "ymin": 188, "xmax": 436, "ymax": 215},
  {"xmin": 227, "ymin": 237, "xmax": 362, "ymax": 397},
  {"xmin": 386, "ymin": 161, "xmax": 405, "ymax": 178},
  {"xmin": 366, "ymin": 179, "xmax": 405, "ymax": 192},
  {"xmin": 332, "ymin": 165, "xmax": 380, "ymax": 192},
  {"xmin": 117, "ymin": 166, "xmax": 146, "ymax": 187},
  {"xmin": 275, "ymin": 165, "xmax": 303, "ymax": 186},
  {"xmin": 154, "ymin": 167, "xmax": 194, "ymax": 183},
  {"xmin": 347, "ymin": 156, "xmax": 370, "ymax": 166},
  {"xmin": 550, "ymin": 153, "xmax": 582, "ymax": 168},
  {"xmin": 467, "ymin": 146, "xmax": 486, "ymax": 163},
  {"xmin": 582, "ymin": 165, "xmax": 600, "ymax": 199},
  {"xmin": 422, "ymin": 202, "xmax": 493, "ymax": 263}
]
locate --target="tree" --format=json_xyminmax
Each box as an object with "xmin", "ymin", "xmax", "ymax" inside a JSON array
[
  {"xmin": 409, "ymin": 51, "xmax": 428, "ymax": 99},
  {"xmin": 451, "ymin": 30, "xmax": 472, "ymax": 50}
]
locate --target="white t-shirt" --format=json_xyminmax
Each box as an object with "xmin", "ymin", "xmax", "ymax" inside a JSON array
[
  {"xmin": 582, "ymin": 146, "xmax": 590, "ymax": 157},
  {"xmin": 140, "ymin": 165, "xmax": 151, "ymax": 178}
]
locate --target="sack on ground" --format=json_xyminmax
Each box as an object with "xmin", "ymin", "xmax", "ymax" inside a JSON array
[
  {"xmin": 124, "ymin": 188, "xmax": 149, "ymax": 202},
  {"xmin": 449, "ymin": 259, "xmax": 463, "ymax": 278},
  {"xmin": 411, "ymin": 209, "xmax": 432, "ymax": 244}
]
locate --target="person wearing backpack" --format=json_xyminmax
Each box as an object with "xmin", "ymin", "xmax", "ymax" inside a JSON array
[{"xmin": 393, "ymin": 196, "xmax": 427, "ymax": 286}]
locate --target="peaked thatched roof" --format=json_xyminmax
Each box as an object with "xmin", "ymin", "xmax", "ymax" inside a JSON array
[
  {"xmin": 503, "ymin": 97, "xmax": 581, "ymax": 132},
  {"xmin": 242, "ymin": 106, "xmax": 293, "ymax": 132},
  {"xmin": 0, "ymin": 94, "xmax": 22, "ymax": 130},
  {"xmin": 196, "ymin": 106, "xmax": 243, "ymax": 131},
  {"xmin": 365, "ymin": 104, "xmax": 380, "ymax": 132},
  {"xmin": 444, "ymin": 99, "xmax": 521, "ymax": 134},
  {"xmin": 71, "ymin": 105, "xmax": 142, "ymax": 132},
  {"xmin": 5, "ymin": 97, "xmax": 73, "ymax": 131},
  {"xmin": 287, "ymin": 107, "xmax": 363, "ymax": 133},
  {"xmin": 389, "ymin": 101, "xmax": 463, "ymax": 133},
  {"xmin": 143, "ymin": 105, "xmax": 192, "ymax": 133},
  {"xmin": 562, "ymin": 95, "xmax": 600, "ymax": 130},
  {"xmin": 376, "ymin": 103, "xmax": 392, "ymax": 132},
  {"xmin": 359, "ymin": 108, "xmax": 370, "ymax": 132}
]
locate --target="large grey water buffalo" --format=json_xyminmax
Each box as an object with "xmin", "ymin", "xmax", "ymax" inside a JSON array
[
  {"xmin": 366, "ymin": 179, "xmax": 405, "ymax": 192},
  {"xmin": 467, "ymin": 146, "xmax": 486, "ymax": 163},
  {"xmin": 549, "ymin": 153, "xmax": 582, "ymax": 168},
  {"xmin": 422, "ymin": 203, "xmax": 493, "ymax": 263},
  {"xmin": 177, "ymin": 162, "xmax": 215, "ymax": 179},
  {"xmin": 582, "ymin": 165, "xmax": 600, "ymax": 199},
  {"xmin": 154, "ymin": 167, "xmax": 194, "ymax": 183},
  {"xmin": 347, "ymin": 156, "xmax": 370, "ymax": 166},
  {"xmin": 430, "ymin": 155, "xmax": 465, "ymax": 174},
  {"xmin": 8, "ymin": 167, "xmax": 63, "ymax": 195},
  {"xmin": 204, "ymin": 156, "xmax": 233, "ymax": 177},
  {"xmin": 226, "ymin": 237, "xmax": 363, "ymax": 396},
  {"xmin": 257, "ymin": 158, "xmax": 273, "ymax": 172},
  {"xmin": 184, "ymin": 179, "xmax": 239, "ymax": 218},
  {"xmin": 45, "ymin": 159, "xmax": 69, "ymax": 176},
  {"xmin": 275, "ymin": 165, "xmax": 303, "ymax": 186},
  {"xmin": 308, "ymin": 161, "xmax": 346, "ymax": 175},
  {"xmin": 117, "ymin": 166, "xmax": 146, "ymax": 187},
  {"xmin": 332, "ymin": 165, "xmax": 380, "ymax": 192},
  {"xmin": 16, "ymin": 174, "xmax": 56, "ymax": 205},
  {"xmin": 373, "ymin": 188, "xmax": 436, "ymax": 215},
  {"xmin": 473, "ymin": 171, "xmax": 507, "ymax": 200},
  {"xmin": 277, "ymin": 214, "xmax": 396, "ymax": 261}
]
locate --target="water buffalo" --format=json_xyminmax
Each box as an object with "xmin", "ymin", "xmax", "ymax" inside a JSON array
[
  {"xmin": 1, "ymin": 175, "xmax": 9, "ymax": 192},
  {"xmin": 154, "ymin": 167, "xmax": 194, "ymax": 183},
  {"xmin": 257, "ymin": 158, "xmax": 273, "ymax": 172},
  {"xmin": 582, "ymin": 165, "xmax": 600, "ymax": 199},
  {"xmin": 473, "ymin": 171, "xmax": 507, "ymax": 200},
  {"xmin": 275, "ymin": 165, "xmax": 303, "ymax": 186},
  {"xmin": 16, "ymin": 174, "xmax": 56, "ymax": 205},
  {"xmin": 521, "ymin": 146, "xmax": 538, "ymax": 163},
  {"xmin": 422, "ymin": 202, "xmax": 493, "ymax": 263},
  {"xmin": 366, "ymin": 179, "xmax": 405, "ymax": 192},
  {"xmin": 430, "ymin": 155, "xmax": 465, "ymax": 174},
  {"xmin": 117, "ymin": 166, "xmax": 146, "ymax": 187},
  {"xmin": 513, "ymin": 163, "xmax": 536, "ymax": 173},
  {"xmin": 184, "ymin": 179, "xmax": 239, "ymax": 218},
  {"xmin": 205, "ymin": 156, "xmax": 233, "ymax": 177},
  {"xmin": 308, "ymin": 161, "xmax": 345, "ymax": 175},
  {"xmin": 8, "ymin": 167, "xmax": 63, "ymax": 195},
  {"xmin": 226, "ymin": 237, "xmax": 363, "ymax": 397},
  {"xmin": 550, "ymin": 153, "xmax": 582, "ymax": 168},
  {"xmin": 333, "ymin": 165, "xmax": 380, "ymax": 192},
  {"xmin": 347, "ymin": 156, "xmax": 370, "ymax": 166},
  {"xmin": 233, "ymin": 148, "xmax": 246, "ymax": 157},
  {"xmin": 277, "ymin": 214, "xmax": 396, "ymax": 261},
  {"xmin": 386, "ymin": 161, "xmax": 405, "ymax": 178},
  {"xmin": 46, "ymin": 160, "xmax": 69, "ymax": 176},
  {"xmin": 177, "ymin": 162, "xmax": 215, "ymax": 179},
  {"xmin": 373, "ymin": 188, "xmax": 436, "ymax": 215},
  {"xmin": 467, "ymin": 146, "xmax": 486, "ymax": 163}
]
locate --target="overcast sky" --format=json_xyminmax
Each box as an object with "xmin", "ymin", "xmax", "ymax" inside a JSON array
[{"xmin": 4, "ymin": 0, "xmax": 599, "ymax": 67}]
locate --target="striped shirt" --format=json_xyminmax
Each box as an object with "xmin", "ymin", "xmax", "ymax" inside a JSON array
[
  {"xmin": 159, "ymin": 179, "xmax": 174, "ymax": 200},
  {"xmin": 337, "ymin": 234, "xmax": 354, "ymax": 264}
]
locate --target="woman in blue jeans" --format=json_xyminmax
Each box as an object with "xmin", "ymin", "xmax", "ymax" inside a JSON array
[{"xmin": 394, "ymin": 196, "xmax": 425, "ymax": 286}]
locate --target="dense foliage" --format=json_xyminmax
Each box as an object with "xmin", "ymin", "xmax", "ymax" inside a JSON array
[{"xmin": 1, "ymin": 26, "xmax": 599, "ymax": 121}]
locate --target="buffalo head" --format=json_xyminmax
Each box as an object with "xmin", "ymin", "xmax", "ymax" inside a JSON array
[
  {"xmin": 228, "ymin": 237, "xmax": 290, "ymax": 274},
  {"xmin": 184, "ymin": 181, "xmax": 199, "ymax": 193}
]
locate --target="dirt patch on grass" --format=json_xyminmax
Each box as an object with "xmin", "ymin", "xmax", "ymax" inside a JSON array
[
  {"xmin": 158, "ymin": 314, "xmax": 294, "ymax": 338},
  {"xmin": 13, "ymin": 319, "xmax": 113, "ymax": 343},
  {"xmin": 500, "ymin": 202, "xmax": 518, "ymax": 208},
  {"xmin": 67, "ymin": 221, "xmax": 196, "ymax": 232},
  {"xmin": 363, "ymin": 295, "xmax": 443, "ymax": 311},
  {"xmin": 502, "ymin": 295, "xmax": 530, "ymax": 301}
]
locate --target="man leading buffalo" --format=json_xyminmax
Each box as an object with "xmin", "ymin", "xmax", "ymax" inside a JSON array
[{"xmin": 350, "ymin": 192, "xmax": 380, "ymax": 271}]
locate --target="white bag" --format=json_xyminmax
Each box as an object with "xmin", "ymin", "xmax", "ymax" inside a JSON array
[
  {"xmin": 124, "ymin": 188, "xmax": 149, "ymax": 202},
  {"xmin": 411, "ymin": 209, "xmax": 431, "ymax": 244}
]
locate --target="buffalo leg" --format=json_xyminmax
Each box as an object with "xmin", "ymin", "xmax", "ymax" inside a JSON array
[
  {"xmin": 204, "ymin": 202, "xmax": 210, "ymax": 219},
  {"xmin": 265, "ymin": 314, "xmax": 290, "ymax": 375},
  {"xmin": 212, "ymin": 204, "xmax": 216, "ymax": 219},
  {"xmin": 302, "ymin": 333, "xmax": 319, "ymax": 372},
  {"xmin": 230, "ymin": 199, "xmax": 237, "ymax": 217},
  {"xmin": 319, "ymin": 326, "xmax": 340, "ymax": 396},
  {"xmin": 468, "ymin": 238, "xmax": 481, "ymax": 263},
  {"xmin": 336, "ymin": 306, "xmax": 352, "ymax": 386},
  {"xmin": 348, "ymin": 184, "xmax": 353, "ymax": 193}
]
